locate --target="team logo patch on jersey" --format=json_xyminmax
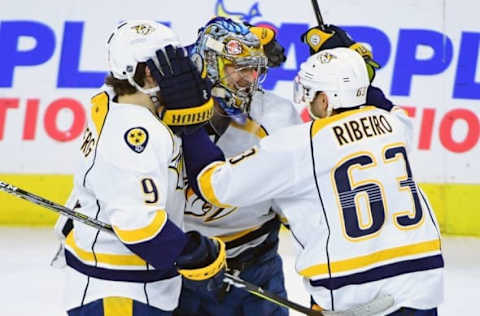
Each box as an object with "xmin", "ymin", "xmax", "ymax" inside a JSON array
[{"xmin": 124, "ymin": 127, "xmax": 149, "ymax": 153}]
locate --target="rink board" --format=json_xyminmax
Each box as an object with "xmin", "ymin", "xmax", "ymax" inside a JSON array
[
  {"xmin": 0, "ymin": 174, "xmax": 478, "ymax": 236},
  {"xmin": 0, "ymin": 1, "xmax": 479, "ymax": 236}
]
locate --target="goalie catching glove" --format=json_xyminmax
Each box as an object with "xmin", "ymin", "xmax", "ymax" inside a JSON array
[
  {"xmin": 176, "ymin": 231, "xmax": 227, "ymax": 291},
  {"xmin": 146, "ymin": 45, "xmax": 214, "ymax": 135},
  {"xmin": 301, "ymin": 24, "xmax": 380, "ymax": 82}
]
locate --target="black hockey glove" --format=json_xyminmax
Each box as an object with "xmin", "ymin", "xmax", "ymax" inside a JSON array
[
  {"xmin": 250, "ymin": 26, "xmax": 286, "ymax": 68},
  {"xmin": 176, "ymin": 231, "xmax": 226, "ymax": 293},
  {"xmin": 146, "ymin": 45, "xmax": 214, "ymax": 134},
  {"xmin": 301, "ymin": 24, "xmax": 380, "ymax": 82},
  {"xmin": 367, "ymin": 86, "xmax": 394, "ymax": 112}
]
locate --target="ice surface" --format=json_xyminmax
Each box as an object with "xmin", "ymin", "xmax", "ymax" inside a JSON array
[{"xmin": 0, "ymin": 228, "xmax": 477, "ymax": 315}]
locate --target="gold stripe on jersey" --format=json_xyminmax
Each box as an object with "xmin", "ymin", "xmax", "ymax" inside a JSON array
[
  {"xmin": 65, "ymin": 231, "xmax": 147, "ymax": 266},
  {"xmin": 113, "ymin": 210, "xmax": 167, "ymax": 244},
  {"xmin": 231, "ymin": 118, "xmax": 268, "ymax": 138},
  {"xmin": 198, "ymin": 161, "xmax": 233, "ymax": 208},
  {"xmin": 216, "ymin": 225, "xmax": 261, "ymax": 242},
  {"xmin": 91, "ymin": 92, "xmax": 110, "ymax": 135},
  {"xmin": 311, "ymin": 106, "xmax": 374, "ymax": 137},
  {"xmin": 103, "ymin": 297, "xmax": 133, "ymax": 316},
  {"xmin": 300, "ymin": 239, "xmax": 441, "ymax": 278}
]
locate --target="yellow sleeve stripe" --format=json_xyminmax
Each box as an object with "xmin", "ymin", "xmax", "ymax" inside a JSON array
[
  {"xmin": 311, "ymin": 106, "xmax": 374, "ymax": 137},
  {"xmin": 113, "ymin": 210, "xmax": 167, "ymax": 244},
  {"xmin": 198, "ymin": 161, "xmax": 233, "ymax": 208},
  {"xmin": 300, "ymin": 239, "xmax": 441, "ymax": 277},
  {"xmin": 65, "ymin": 231, "xmax": 147, "ymax": 266},
  {"xmin": 103, "ymin": 297, "xmax": 133, "ymax": 316}
]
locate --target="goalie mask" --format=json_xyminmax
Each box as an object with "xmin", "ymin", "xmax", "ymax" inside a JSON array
[
  {"xmin": 192, "ymin": 17, "xmax": 268, "ymax": 120},
  {"xmin": 294, "ymin": 47, "xmax": 370, "ymax": 118}
]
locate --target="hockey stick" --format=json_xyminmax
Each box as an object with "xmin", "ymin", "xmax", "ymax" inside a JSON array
[
  {"xmin": 224, "ymin": 271, "xmax": 394, "ymax": 316},
  {"xmin": 0, "ymin": 181, "xmax": 113, "ymax": 233},
  {"xmin": 0, "ymin": 180, "xmax": 394, "ymax": 316},
  {"xmin": 311, "ymin": 0, "xmax": 326, "ymax": 30}
]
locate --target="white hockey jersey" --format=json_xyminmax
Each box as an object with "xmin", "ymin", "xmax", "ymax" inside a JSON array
[
  {"xmin": 195, "ymin": 106, "xmax": 444, "ymax": 312},
  {"xmin": 184, "ymin": 90, "xmax": 302, "ymax": 257},
  {"xmin": 64, "ymin": 89, "xmax": 186, "ymax": 311}
]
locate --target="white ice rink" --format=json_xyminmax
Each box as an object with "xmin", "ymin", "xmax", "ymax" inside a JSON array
[{"xmin": 1, "ymin": 228, "xmax": 478, "ymax": 315}]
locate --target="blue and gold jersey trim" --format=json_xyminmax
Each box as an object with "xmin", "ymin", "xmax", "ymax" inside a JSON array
[
  {"xmin": 65, "ymin": 250, "xmax": 178, "ymax": 283},
  {"xmin": 64, "ymin": 230, "xmax": 178, "ymax": 282},
  {"xmin": 303, "ymin": 239, "xmax": 444, "ymax": 290},
  {"xmin": 65, "ymin": 230, "xmax": 147, "ymax": 266},
  {"xmin": 309, "ymin": 254, "xmax": 444, "ymax": 290},
  {"xmin": 300, "ymin": 239, "xmax": 441, "ymax": 277}
]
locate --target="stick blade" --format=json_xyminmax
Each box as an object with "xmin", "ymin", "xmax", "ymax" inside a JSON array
[{"xmin": 323, "ymin": 293, "xmax": 394, "ymax": 316}]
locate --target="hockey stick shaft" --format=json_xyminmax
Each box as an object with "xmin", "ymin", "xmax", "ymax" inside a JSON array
[
  {"xmin": 0, "ymin": 181, "xmax": 113, "ymax": 233},
  {"xmin": 311, "ymin": 0, "xmax": 326, "ymax": 29},
  {"xmin": 223, "ymin": 272, "xmax": 324, "ymax": 315},
  {"xmin": 0, "ymin": 180, "xmax": 394, "ymax": 316}
]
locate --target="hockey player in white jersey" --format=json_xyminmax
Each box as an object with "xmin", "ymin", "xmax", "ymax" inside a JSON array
[
  {"xmin": 174, "ymin": 17, "xmax": 301, "ymax": 316},
  {"xmin": 181, "ymin": 47, "xmax": 444, "ymax": 315},
  {"xmin": 62, "ymin": 20, "xmax": 226, "ymax": 316}
]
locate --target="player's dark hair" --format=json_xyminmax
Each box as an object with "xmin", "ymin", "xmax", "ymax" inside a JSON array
[{"xmin": 105, "ymin": 63, "xmax": 147, "ymax": 96}]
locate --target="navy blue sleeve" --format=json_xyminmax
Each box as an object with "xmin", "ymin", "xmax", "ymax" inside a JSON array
[
  {"xmin": 367, "ymin": 86, "xmax": 394, "ymax": 111},
  {"xmin": 182, "ymin": 127, "xmax": 225, "ymax": 197}
]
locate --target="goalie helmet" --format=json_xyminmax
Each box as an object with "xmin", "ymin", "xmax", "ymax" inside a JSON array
[
  {"xmin": 294, "ymin": 47, "xmax": 369, "ymax": 117},
  {"xmin": 107, "ymin": 19, "xmax": 181, "ymax": 95},
  {"xmin": 192, "ymin": 17, "xmax": 267, "ymax": 119}
]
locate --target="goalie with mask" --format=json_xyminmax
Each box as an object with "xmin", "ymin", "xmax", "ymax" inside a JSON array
[{"xmin": 174, "ymin": 17, "xmax": 302, "ymax": 316}]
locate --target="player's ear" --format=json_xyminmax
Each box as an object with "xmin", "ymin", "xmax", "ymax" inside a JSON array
[{"xmin": 144, "ymin": 67, "xmax": 157, "ymax": 88}]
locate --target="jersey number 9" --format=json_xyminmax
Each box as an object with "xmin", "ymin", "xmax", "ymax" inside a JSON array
[{"xmin": 141, "ymin": 178, "xmax": 159, "ymax": 204}]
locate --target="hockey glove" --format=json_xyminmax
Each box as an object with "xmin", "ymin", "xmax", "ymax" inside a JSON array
[
  {"xmin": 146, "ymin": 45, "xmax": 214, "ymax": 135},
  {"xmin": 367, "ymin": 86, "xmax": 394, "ymax": 112},
  {"xmin": 176, "ymin": 231, "xmax": 226, "ymax": 292},
  {"xmin": 300, "ymin": 24, "xmax": 380, "ymax": 82},
  {"xmin": 250, "ymin": 26, "xmax": 286, "ymax": 68}
]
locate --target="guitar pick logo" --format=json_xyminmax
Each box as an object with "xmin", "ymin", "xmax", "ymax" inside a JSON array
[{"xmin": 124, "ymin": 127, "xmax": 149, "ymax": 153}]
